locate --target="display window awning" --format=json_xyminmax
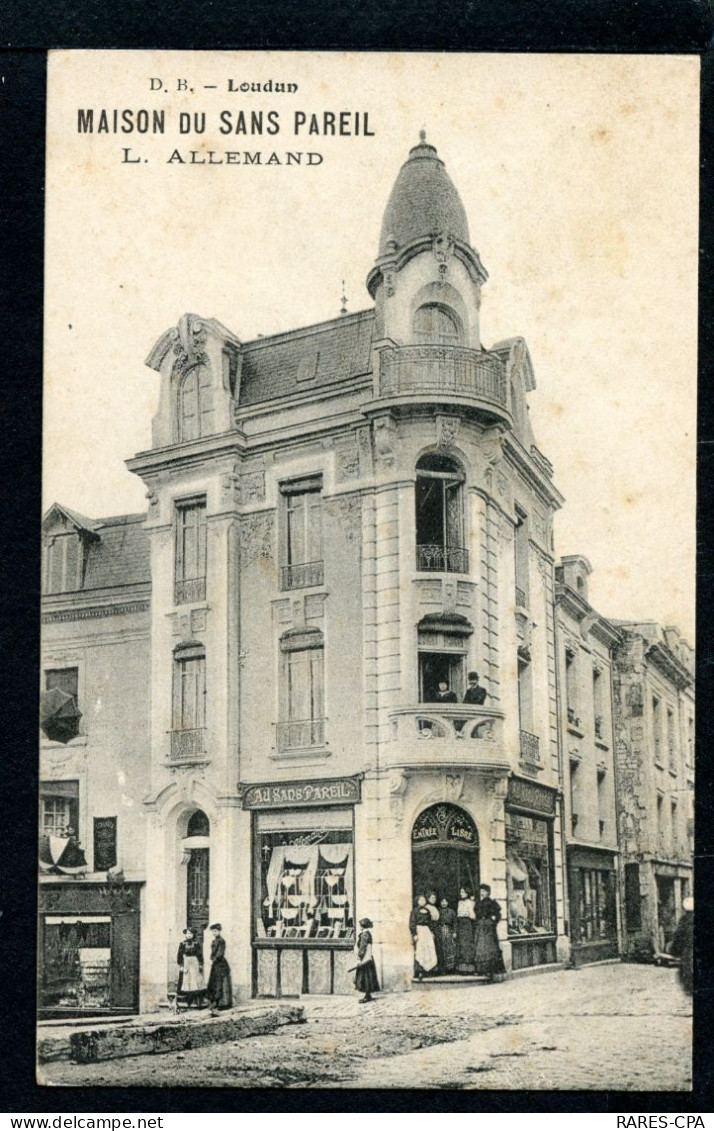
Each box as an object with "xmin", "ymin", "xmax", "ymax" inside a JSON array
[{"xmin": 40, "ymin": 689, "xmax": 82, "ymax": 744}]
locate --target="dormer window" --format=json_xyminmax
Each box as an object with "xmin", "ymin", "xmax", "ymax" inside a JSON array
[
  {"xmin": 178, "ymin": 365, "xmax": 214, "ymax": 442},
  {"xmin": 413, "ymin": 304, "xmax": 462, "ymax": 346},
  {"xmin": 45, "ymin": 533, "xmax": 83, "ymax": 593}
]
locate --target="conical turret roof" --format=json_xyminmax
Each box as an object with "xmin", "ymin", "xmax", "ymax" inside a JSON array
[{"xmin": 378, "ymin": 132, "xmax": 470, "ymax": 256}]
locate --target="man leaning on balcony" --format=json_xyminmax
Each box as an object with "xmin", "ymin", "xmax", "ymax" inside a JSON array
[{"xmin": 463, "ymin": 672, "xmax": 487, "ymax": 705}]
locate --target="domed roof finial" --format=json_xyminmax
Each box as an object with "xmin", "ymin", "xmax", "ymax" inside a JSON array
[{"xmin": 419, "ymin": 128, "xmax": 427, "ymax": 144}]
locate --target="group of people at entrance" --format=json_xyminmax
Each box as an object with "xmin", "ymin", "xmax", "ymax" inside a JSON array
[
  {"xmin": 410, "ymin": 885, "xmax": 506, "ymax": 981},
  {"xmin": 176, "ymin": 923, "xmax": 232, "ymax": 1014}
]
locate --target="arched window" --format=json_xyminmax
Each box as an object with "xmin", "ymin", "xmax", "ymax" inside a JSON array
[
  {"xmin": 413, "ymin": 304, "xmax": 461, "ymax": 346},
  {"xmin": 415, "ymin": 453, "xmax": 467, "ymax": 573},
  {"xmin": 187, "ymin": 810, "xmax": 210, "ymax": 838},
  {"xmin": 178, "ymin": 365, "xmax": 214, "ymax": 442}
]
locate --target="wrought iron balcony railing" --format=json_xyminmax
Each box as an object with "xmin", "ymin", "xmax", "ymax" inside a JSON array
[
  {"xmin": 515, "ymin": 586, "xmax": 527, "ymax": 608},
  {"xmin": 170, "ymin": 727, "xmax": 206, "ymax": 760},
  {"xmin": 276, "ymin": 717, "xmax": 326, "ymax": 751},
  {"xmin": 378, "ymin": 345, "xmax": 507, "ymax": 406},
  {"xmin": 519, "ymin": 729, "xmax": 541, "ymax": 765},
  {"xmin": 416, "ymin": 544, "xmax": 469, "ymax": 574},
  {"xmin": 174, "ymin": 577, "xmax": 206, "ymax": 605},
  {"xmin": 280, "ymin": 561, "xmax": 324, "ymax": 591}
]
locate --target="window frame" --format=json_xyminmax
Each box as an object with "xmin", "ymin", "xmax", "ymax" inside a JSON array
[
  {"xmin": 279, "ymin": 476, "xmax": 324, "ymax": 591},
  {"xmin": 174, "ymin": 496, "xmax": 208, "ymax": 605}
]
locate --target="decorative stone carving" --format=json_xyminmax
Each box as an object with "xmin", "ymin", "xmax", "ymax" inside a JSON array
[
  {"xmin": 220, "ymin": 466, "xmax": 241, "ymax": 505},
  {"xmin": 240, "ymin": 471, "xmax": 266, "ymax": 505},
  {"xmin": 356, "ymin": 426, "xmax": 373, "ymax": 476},
  {"xmin": 178, "ymin": 612, "xmax": 193, "ymax": 643},
  {"xmin": 443, "ymin": 578, "xmax": 457, "ymax": 615},
  {"xmin": 436, "ymin": 414, "xmax": 460, "ymax": 451},
  {"xmin": 433, "ymin": 231, "xmax": 455, "ymax": 276},
  {"xmin": 489, "ymin": 777, "xmax": 509, "ymax": 838},
  {"xmin": 291, "ymin": 596, "xmax": 306, "ymax": 629},
  {"xmin": 146, "ymin": 490, "xmax": 159, "ymax": 509},
  {"xmin": 192, "ymin": 610, "xmax": 207, "ymax": 634},
  {"xmin": 373, "ymin": 415, "xmax": 397, "ymax": 467},
  {"xmin": 496, "ymin": 471, "xmax": 509, "ymax": 499},
  {"xmin": 336, "ymin": 447, "xmax": 360, "ymax": 481},
  {"xmin": 388, "ymin": 769, "xmax": 408, "ymax": 824},
  {"xmin": 324, "ymin": 494, "xmax": 362, "ymax": 543},
  {"xmin": 172, "ymin": 315, "xmax": 209, "ymax": 377},
  {"xmin": 240, "ymin": 512, "xmax": 275, "ymax": 566},
  {"xmin": 443, "ymin": 772, "xmax": 464, "ymax": 801},
  {"xmin": 383, "ymin": 268, "xmax": 396, "ymax": 297}
]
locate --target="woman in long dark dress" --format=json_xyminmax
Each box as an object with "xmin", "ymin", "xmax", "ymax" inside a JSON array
[
  {"xmin": 176, "ymin": 927, "xmax": 205, "ymax": 1009},
  {"xmin": 473, "ymin": 883, "xmax": 506, "ymax": 981},
  {"xmin": 456, "ymin": 887, "xmax": 476, "ymax": 973},
  {"xmin": 354, "ymin": 917, "xmax": 380, "ymax": 1003},
  {"xmin": 409, "ymin": 895, "xmax": 438, "ymax": 980},
  {"xmin": 426, "ymin": 891, "xmax": 442, "ymax": 973},
  {"xmin": 206, "ymin": 923, "xmax": 233, "ymax": 1014},
  {"xmin": 438, "ymin": 898, "xmax": 457, "ymax": 973}
]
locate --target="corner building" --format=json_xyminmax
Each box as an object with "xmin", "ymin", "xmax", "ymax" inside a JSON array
[{"xmin": 127, "ymin": 136, "xmax": 569, "ymax": 1006}]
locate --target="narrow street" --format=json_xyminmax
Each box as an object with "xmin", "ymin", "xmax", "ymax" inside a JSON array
[{"xmin": 42, "ymin": 963, "xmax": 692, "ymax": 1091}]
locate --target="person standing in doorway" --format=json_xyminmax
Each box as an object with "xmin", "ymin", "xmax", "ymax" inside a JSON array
[
  {"xmin": 354, "ymin": 918, "xmax": 380, "ymax": 1004},
  {"xmin": 206, "ymin": 923, "xmax": 232, "ymax": 1014},
  {"xmin": 409, "ymin": 895, "xmax": 438, "ymax": 981},
  {"xmin": 426, "ymin": 891, "xmax": 442, "ymax": 972},
  {"xmin": 463, "ymin": 672, "xmax": 487, "ymax": 705},
  {"xmin": 456, "ymin": 886, "xmax": 476, "ymax": 973},
  {"xmin": 473, "ymin": 883, "xmax": 506, "ymax": 982},
  {"xmin": 438, "ymin": 897, "xmax": 457, "ymax": 973}
]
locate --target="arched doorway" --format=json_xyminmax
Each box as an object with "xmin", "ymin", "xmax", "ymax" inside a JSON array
[
  {"xmin": 185, "ymin": 810, "xmax": 210, "ymax": 940},
  {"xmin": 411, "ymin": 803, "xmax": 480, "ymax": 909}
]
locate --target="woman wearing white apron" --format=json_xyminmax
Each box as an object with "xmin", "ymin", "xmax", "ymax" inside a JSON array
[{"xmin": 409, "ymin": 894, "xmax": 438, "ymax": 980}]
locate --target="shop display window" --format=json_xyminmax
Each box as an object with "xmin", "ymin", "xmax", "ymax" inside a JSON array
[
  {"xmin": 505, "ymin": 811, "xmax": 554, "ymax": 935},
  {"xmin": 254, "ymin": 812, "xmax": 354, "ymax": 943},
  {"xmin": 41, "ymin": 915, "xmax": 111, "ymax": 1010}
]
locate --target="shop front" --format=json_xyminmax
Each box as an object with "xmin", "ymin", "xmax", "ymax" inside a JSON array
[
  {"xmin": 567, "ymin": 846, "xmax": 618, "ymax": 965},
  {"xmin": 243, "ymin": 775, "xmax": 361, "ymax": 997},
  {"xmin": 505, "ymin": 777, "xmax": 559, "ymax": 970},
  {"xmin": 38, "ymin": 881, "xmax": 142, "ymax": 1018}
]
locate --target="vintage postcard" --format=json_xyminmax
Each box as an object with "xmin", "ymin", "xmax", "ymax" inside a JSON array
[{"xmin": 38, "ymin": 50, "xmax": 697, "ymax": 1090}]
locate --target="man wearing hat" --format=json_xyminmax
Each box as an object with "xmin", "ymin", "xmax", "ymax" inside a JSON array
[{"xmin": 463, "ymin": 672, "xmax": 487, "ymax": 705}]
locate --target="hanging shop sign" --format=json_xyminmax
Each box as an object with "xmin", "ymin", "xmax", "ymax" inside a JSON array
[
  {"xmin": 507, "ymin": 777, "xmax": 557, "ymax": 816},
  {"xmin": 241, "ymin": 775, "xmax": 361, "ymax": 810}
]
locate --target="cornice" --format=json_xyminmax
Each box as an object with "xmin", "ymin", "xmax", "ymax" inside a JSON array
[
  {"xmin": 503, "ymin": 434, "xmax": 565, "ymax": 510},
  {"xmin": 645, "ymin": 641, "xmax": 693, "ymax": 691}
]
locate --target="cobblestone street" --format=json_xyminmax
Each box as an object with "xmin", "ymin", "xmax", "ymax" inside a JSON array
[{"xmin": 42, "ymin": 963, "xmax": 692, "ymax": 1091}]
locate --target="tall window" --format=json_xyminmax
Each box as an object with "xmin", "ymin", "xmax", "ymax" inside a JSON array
[
  {"xmin": 279, "ymin": 631, "xmax": 325, "ymax": 750},
  {"xmin": 413, "ymin": 303, "xmax": 461, "ymax": 345},
  {"xmin": 45, "ymin": 534, "xmax": 83, "ymax": 594},
  {"xmin": 172, "ymin": 646, "xmax": 206, "ymax": 760},
  {"xmin": 652, "ymin": 696, "xmax": 662, "ymax": 765},
  {"xmin": 597, "ymin": 766, "xmax": 607, "ymax": 838},
  {"xmin": 178, "ymin": 366, "xmax": 214, "ymax": 442},
  {"xmin": 514, "ymin": 509, "xmax": 529, "ymax": 608},
  {"xmin": 415, "ymin": 453, "xmax": 466, "ymax": 573},
  {"xmin": 518, "ymin": 658, "xmax": 539, "ymax": 764},
  {"xmin": 280, "ymin": 477, "xmax": 324, "ymax": 590},
  {"xmin": 565, "ymin": 647, "xmax": 579, "ymax": 727},
  {"xmin": 175, "ymin": 499, "xmax": 207, "ymax": 604},
  {"xmin": 593, "ymin": 667, "xmax": 604, "ymax": 739},
  {"xmin": 667, "ymin": 707, "xmax": 676, "ymax": 772},
  {"xmin": 569, "ymin": 759, "xmax": 580, "ymax": 830},
  {"xmin": 671, "ymin": 799, "xmax": 679, "ymax": 855}
]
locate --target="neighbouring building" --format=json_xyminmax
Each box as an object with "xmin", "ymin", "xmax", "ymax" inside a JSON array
[
  {"xmin": 39, "ymin": 506, "xmax": 150, "ymax": 1018},
  {"xmin": 39, "ymin": 134, "xmax": 694, "ymax": 1012},
  {"xmin": 611, "ymin": 621, "xmax": 694, "ymax": 958},
  {"xmin": 554, "ymin": 556, "xmax": 622, "ymax": 966}
]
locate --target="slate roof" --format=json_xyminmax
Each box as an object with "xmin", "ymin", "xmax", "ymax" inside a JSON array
[
  {"xmin": 82, "ymin": 513, "xmax": 150, "ymax": 590},
  {"xmin": 379, "ymin": 139, "xmax": 470, "ymax": 256},
  {"xmin": 239, "ymin": 309, "xmax": 375, "ymax": 406}
]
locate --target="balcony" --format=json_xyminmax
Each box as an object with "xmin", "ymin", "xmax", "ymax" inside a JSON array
[
  {"xmin": 170, "ymin": 727, "xmax": 206, "ymax": 761},
  {"xmin": 174, "ymin": 577, "xmax": 206, "ymax": 605},
  {"xmin": 416, "ymin": 544, "xmax": 469, "ymax": 574},
  {"xmin": 386, "ymin": 705, "xmax": 508, "ymax": 772},
  {"xmin": 280, "ymin": 561, "xmax": 324, "ymax": 591},
  {"xmin": 374, "ymin": 345, "xmax": 510, "ymax": 425},
  {"xmin": 519, "ymin": 729, "xmax": 541, "ymax": 767},
  {"xmin": 276, "ymin": 717, "xmax": 326, "ymax": 752}
]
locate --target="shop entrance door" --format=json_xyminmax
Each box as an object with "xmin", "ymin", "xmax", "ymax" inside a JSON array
[
  {"xmin": 411, "ymin": 804, "xmax": 480, "ymax": 910},
  {"xmin": 656, "ymin": 875, "xmax": 676, "ymax": 951}
]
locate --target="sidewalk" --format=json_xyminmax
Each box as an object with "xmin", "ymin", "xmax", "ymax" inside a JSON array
[{"xmin": 37, "ymin": 1001, "xmax": 305, "ymax": 1065}]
